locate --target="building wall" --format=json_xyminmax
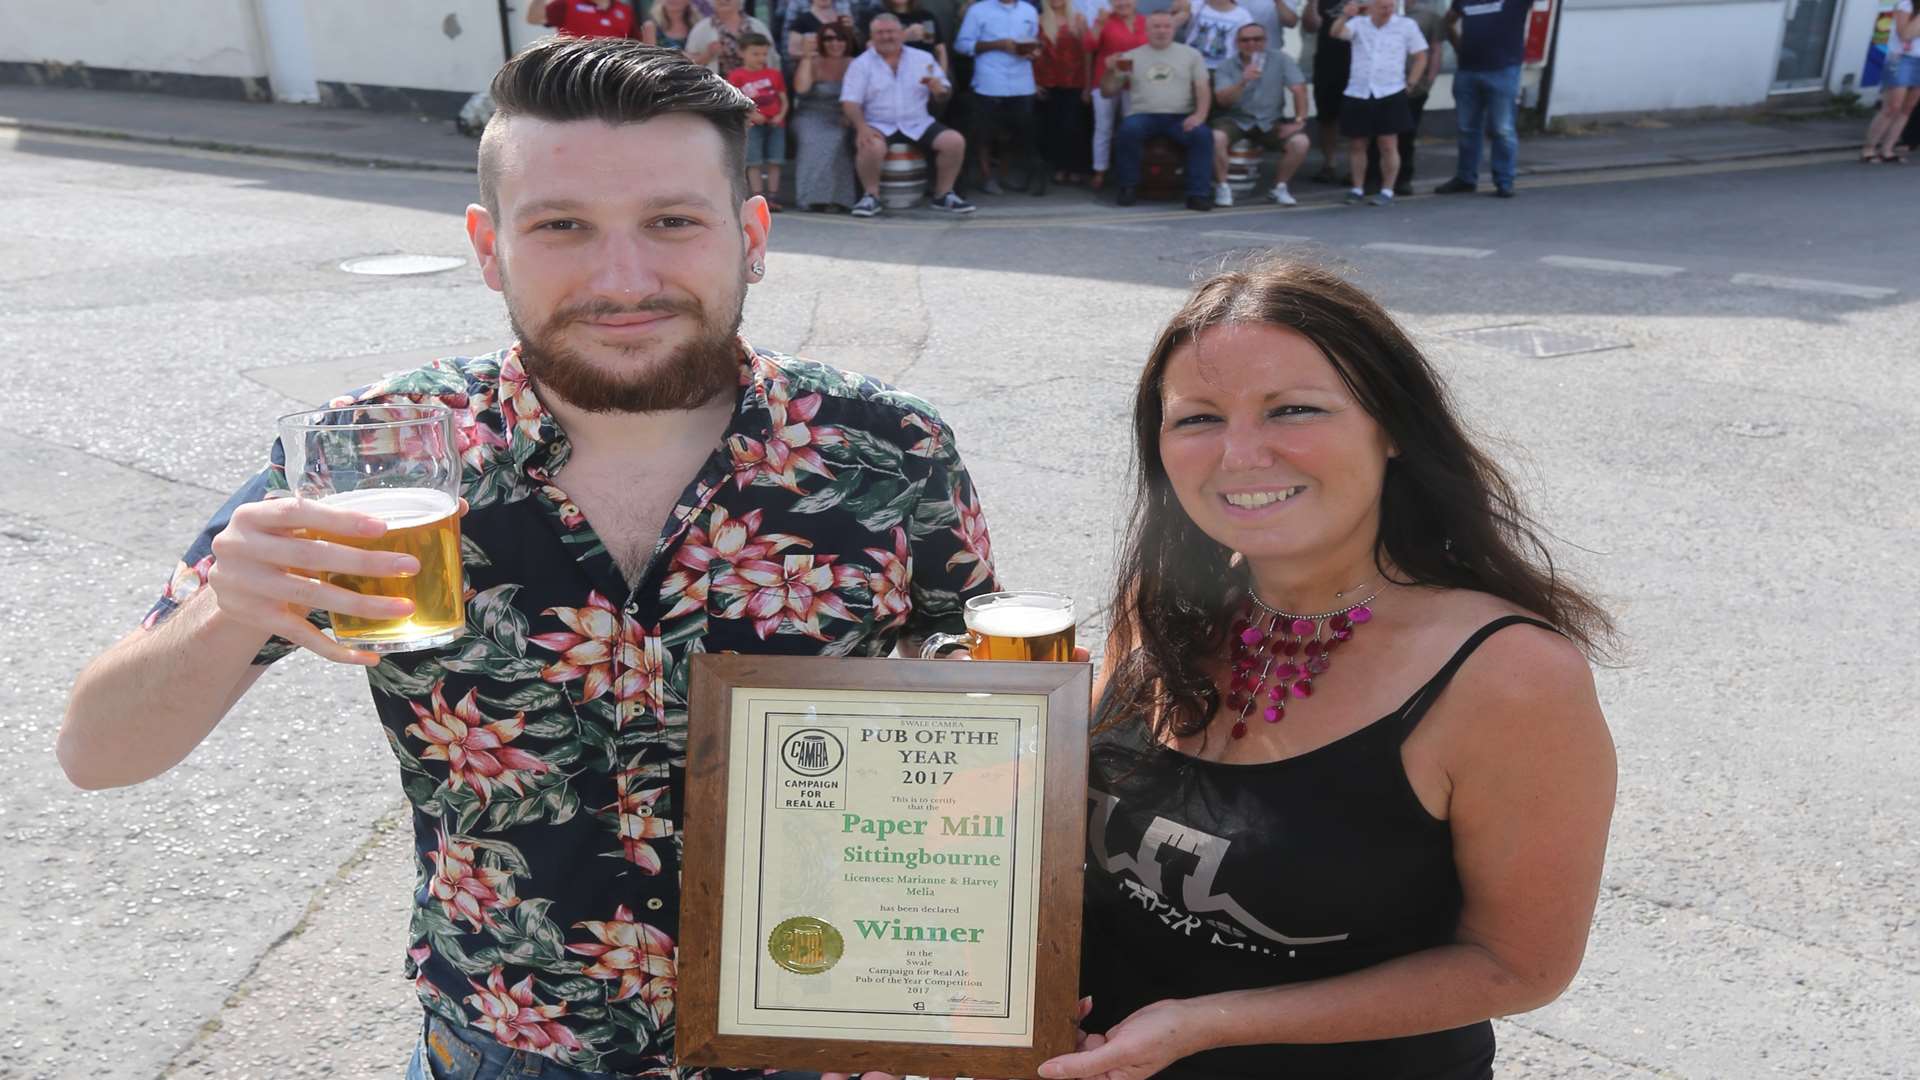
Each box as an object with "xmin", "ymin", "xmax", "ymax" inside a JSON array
[
  {"xmin": 1830, "ymin": 0, "xmax": 1899, "ymax": 101},
  {"xmin": 1548, "ymin": 0, "xmax": 1788, "ymax": 119},
  {"xmin": 0, "ymin": 0, "xmax": 267, "ymax": 79},
  {"xmin": 302, "ymin": 0, "xmax": 508, "ymax": 97}
]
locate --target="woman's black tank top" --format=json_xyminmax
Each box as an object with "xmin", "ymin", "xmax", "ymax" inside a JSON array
[{"xmin": 1081, "ymin": 616, "xmax": 1558, "ymax": 1080}]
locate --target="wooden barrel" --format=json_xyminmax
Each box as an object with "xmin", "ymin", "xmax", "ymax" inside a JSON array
[
  {"xmin": 1228, "ymin": 140, "xmax": 1261, "ymax": 198},
  {"xmin": 880, "ymin": 141, "xmax": 927, "ymax": 210},
  {"xmin": 1139, "ymin": 136, "xmax": 1184, "ymax": 201}
]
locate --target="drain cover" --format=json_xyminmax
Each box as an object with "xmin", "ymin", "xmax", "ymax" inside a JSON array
[
  {"xmin": 1443, "ymin": 323, "xmax": 1629, "ymax": 359},
  {"xmin": 339, "ymin": 254, "xmax": 467, "ymax": 276}
]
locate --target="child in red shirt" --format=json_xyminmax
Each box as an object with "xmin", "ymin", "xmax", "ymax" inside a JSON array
[{"xmin": 726, "ymin": 35, "xmax": 790, "ymax": 210}]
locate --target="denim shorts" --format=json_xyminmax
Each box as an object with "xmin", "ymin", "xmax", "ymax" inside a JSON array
[
  {"xmin": 1887, "ymin": 54, "xmax": 1920, "ymax": 88},
  {"xmin": 746, "ymin": 123, "xmax": 788, "ymax": 165}
]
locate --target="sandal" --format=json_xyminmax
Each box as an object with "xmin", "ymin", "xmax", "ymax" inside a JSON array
[{"xmin": 1862, "ymin": 149, "xmax": 1886, "ymax": 163}]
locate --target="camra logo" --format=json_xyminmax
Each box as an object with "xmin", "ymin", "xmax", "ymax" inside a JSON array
[
  {"xmin": 773, "ymin": 720, "xmax": 846, "ymax": 810},
  {"xmin": 781, "ymin": 728, "xmax": 844, "ymax": 777},
  {"xmin": 768, "ymin": 915, "xmax": 844, "ymax": 975}
]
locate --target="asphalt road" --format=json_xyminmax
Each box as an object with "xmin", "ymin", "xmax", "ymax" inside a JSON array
[{"xmin": 2, "ymin": 127, "xmax": 1915, "ymax": 1080}]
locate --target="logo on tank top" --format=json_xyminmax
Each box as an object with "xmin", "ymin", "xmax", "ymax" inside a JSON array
[{"xmin": 1089, "ymin": 789, "xmax": 1349, "ymax": 949}]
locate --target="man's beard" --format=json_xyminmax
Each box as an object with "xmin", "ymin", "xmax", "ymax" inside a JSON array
[{"xmin": 505, "ymin": 272, "xmax": 747, "ymax": 414}]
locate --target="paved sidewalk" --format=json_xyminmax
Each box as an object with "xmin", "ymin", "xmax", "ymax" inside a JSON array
[{"xmin": 0, "ymin": 83, "xmax": 1863, "ymax": 193}]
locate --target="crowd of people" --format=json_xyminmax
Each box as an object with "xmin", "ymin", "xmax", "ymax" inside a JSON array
[{"xmin": 524, "ymin": 0, "xmax": 1535, "ymax": 214}]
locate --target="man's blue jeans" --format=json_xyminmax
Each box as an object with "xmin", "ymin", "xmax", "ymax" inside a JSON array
[
  {"xmin": 406, "ymin": 1012, "xmax": 824, "ymax": 1079},
  {"xmin": 1452, "ymin": 64, "xmax": 1522, "ymax": 190},
  {"xmin": 1113, "ymin": 113, "xmax": 1214, "ymax": 197}
]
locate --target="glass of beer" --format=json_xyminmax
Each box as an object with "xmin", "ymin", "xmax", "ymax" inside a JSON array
[
  {"xmin": 920, "ymin": 590, "xmax": 1075, "ymax": 661},
  {"xmin": 276, "ymin": 403, "xmax": 465, "ymax": 653}
]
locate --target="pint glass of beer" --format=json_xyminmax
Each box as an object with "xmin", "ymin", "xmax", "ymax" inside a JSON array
[
  {"xmin": 276, "ymin": 403, "xmax": 465, "ymax": 653},
  {"xmin": 919, "ymin": 590, "xmax": 1075, "ymax": 661}
]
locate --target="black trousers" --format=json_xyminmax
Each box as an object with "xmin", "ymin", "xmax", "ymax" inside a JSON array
[
  {"xmin": 1038, "ymin": 88, "xmax": 1092, "ymax": 173},
  {"xmin": 972, "ymin": 93, "xmax": 1042, "ymax": 179},
  {"xmin": 1364, "ymin": 90, "xmax": 1429, "ymax": 191}
]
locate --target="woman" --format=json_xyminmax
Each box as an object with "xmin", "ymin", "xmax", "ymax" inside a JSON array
[
  {"xmin": 645, "ymin": 0, "xmax": 698, "ymax": 52},
  {"xmin": 1035, "ymin": 0, "xmax": 1093, "ymax": 184},
  {"xmin": 1864, "ymin": 0, "xmax": 1920, "ymax": 163},
  {"xmin": 786, "ymin": 0, "xmax": 855, "ymax": 60},
  {"xmin": 791, "ymin": 26, "xmax": 860, "ymax": 211},
  {"xmin": 688, "ymin": 0, "xmax": 777, "ymax": 76},
  {"xmin": 641, "ymin": 0, "xmax": 698, "ymax": 52},
  {"xmin": 1087, "ymin": 0, "xmax": 1149, "ymax": 190},
  {"xmin": 1049, "ymin": 259, "xmax": 1617, "ymax": 1080}
]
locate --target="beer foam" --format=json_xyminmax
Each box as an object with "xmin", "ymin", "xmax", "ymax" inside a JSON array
[
  {"xmin": 319, "ymin": 487, "xmax": 457, "ymax": 527},
  {"xmin": 968, "ymin": 602, "xmax": 1075, "ymax": 639}
]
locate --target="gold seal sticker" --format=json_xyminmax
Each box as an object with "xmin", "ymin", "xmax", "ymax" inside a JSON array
[{"xmin": 768, "ymin": 915, "xmax": 844, "ymax": 975}]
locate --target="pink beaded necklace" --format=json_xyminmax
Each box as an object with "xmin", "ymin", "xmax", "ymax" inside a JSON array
[{"xmin": 1224, "ymin": 581, "xmax": 1380, "ymax": 740}]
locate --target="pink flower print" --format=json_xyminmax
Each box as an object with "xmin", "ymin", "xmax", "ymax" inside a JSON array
[
  {"xmin": 863, "ymin": 527, "xmax": 913, "ymax": 631},
  {"xmin": 464, "ymin": 967, "xmax": 583, "ymax": 1060},
  {"xmin": 405, "ymin": 684, "xmax": 551, "ymax": 805},
  {"xmin": 567, "ymin": 904, "xmax": 676, "ymax": 1002}
]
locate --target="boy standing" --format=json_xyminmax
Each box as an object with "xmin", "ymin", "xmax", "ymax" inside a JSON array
[{"xmin": 728, "ymin": 34, "xmax": 791, "ymax": 209}]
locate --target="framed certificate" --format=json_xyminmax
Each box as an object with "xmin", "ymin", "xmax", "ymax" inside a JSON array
[{"xmin": 678, "ymin": 655, "xmax": 1091, "ymax": 1077}]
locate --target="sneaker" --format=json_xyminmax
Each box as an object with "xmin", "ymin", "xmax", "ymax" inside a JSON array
[
  {"xmin": 1434, "ymin": 177, "xmax": 1476, "ymax": 195},
  {"xmin": 1267, "ymin": 183, "xmax": 1297, "ymax": 206},
  {"xmin": 1369, "ymin": 190, "xmax": 1394, "ymax": 207},
  {"xmin": 981, "ymin": 177, "xmax": 1006, "ymax": 196},
  {"xmin": 1185, "ymin": 195, "xmax": 1214, "ymax": 212},
  {"xmin": 1344, "ymin": 189, "xmax": 1366, "ymax": 206},
  {"xmin": 1393, "ymin": 181, "xmax": 1413, "ymax": 197},
  {"xmin": 1116, "ymin": 186, "xmax": 1137, "ymax": 207},
  {"xmin": 849, "ymin": 194, "xmax": 881, "ymax": 218},
  {"xmin": 1493, "ymin": 185, "xmax": 1516, "ymax": 199},
  {"xmin": 930, "ymin": 191, "xmax": 976, "ymax": 214},
  {"xmin": 1214, "ymin": 181, "xmax": 1234, "ymax": 207}
]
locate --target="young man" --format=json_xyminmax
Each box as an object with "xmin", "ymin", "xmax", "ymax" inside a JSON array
[
  {"xmin": 1210, "ymin": 20, "xmax": 1310, "ymax": 206},
  {"xmin": 1436, "ymin": 0, "xmax": 1532, "ymax": 197},
  {"xmin": 1101, "ymin": 9, "xmax": 1215, "ymax": 211},
  {"xmin": 59, "ymin": 37, "xmax": 998, "ymax": 1079},
  {"xmin": 727, "ymin": 33, "xmax": 790, "ymax": 209},
  {"xmin": 1330, "ymin": 0, "xmax": 1426, "ymax": 206},
  {"xmin": 841, "ymin": 13, "xmax": 977, "ymax": 215}
]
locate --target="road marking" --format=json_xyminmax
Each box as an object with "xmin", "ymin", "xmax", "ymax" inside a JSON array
[
  {"xmin": 1729, "ymin": 273, "xmax": 1896, "ymax": 300},
  {"xmin": 1540, "ymin": 255, "xmax": 1685, "ymax": 277},
  {"xmin": 1070, "ymin": 222, "xmax": 1168, "ymax": 233},
  {"xmin": 1204, "ymin": 230, "xmax": 1313, "ymax": 244},
  {"xmin": 1363, "ymin": 241, "xmax": 1494, "ymax": 258}
]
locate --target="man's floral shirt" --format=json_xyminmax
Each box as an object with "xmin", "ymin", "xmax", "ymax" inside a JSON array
[{"xmin": 144, "ymin": 341, "xmax": 1000, "ymax": 1076}]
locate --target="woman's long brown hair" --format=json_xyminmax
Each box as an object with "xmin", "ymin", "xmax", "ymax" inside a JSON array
[{"xmin": 1103, "ymin": 258, "xmax": 1616, "ymax": 740}]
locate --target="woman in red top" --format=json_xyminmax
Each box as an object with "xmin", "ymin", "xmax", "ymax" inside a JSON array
[
  {"xmin": 526, "ymin": 0, "xmax": 638, "ymax": 39},
  {"xmin": 1034, "ymin": 0, "xmax": 1093, "ymax": 184},
  {"xmin": 1088, "ymin": 0, "xmax": 1149, "ymax": 189}
]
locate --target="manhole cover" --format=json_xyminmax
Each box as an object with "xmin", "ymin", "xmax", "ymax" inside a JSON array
[
  {"xmin": 339, "ymin": 254, "xmax": 467, "ymax": 276},
  {"xmin": 1443, "ymin": 323, "xmax": 1630, "ymax": 359},
  {"xmin": 1722, "ymin": 420, "xmax": 1789, "ymax": 439}
]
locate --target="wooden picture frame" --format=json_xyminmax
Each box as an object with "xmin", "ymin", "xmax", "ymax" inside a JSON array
[{"xmin": 678, "ymin": 654, "xmax": 1091, "ymax": 1078}]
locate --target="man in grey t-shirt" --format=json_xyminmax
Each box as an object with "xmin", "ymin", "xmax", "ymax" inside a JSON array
[{"xmin": 1209, "ymin": 20, "xmax": 1309, "ymax": 205}]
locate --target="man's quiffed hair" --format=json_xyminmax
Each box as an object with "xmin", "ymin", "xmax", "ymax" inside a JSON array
[{"xmin": 480, "ymin": 37, "xmax": 754, "ymax": 211}]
